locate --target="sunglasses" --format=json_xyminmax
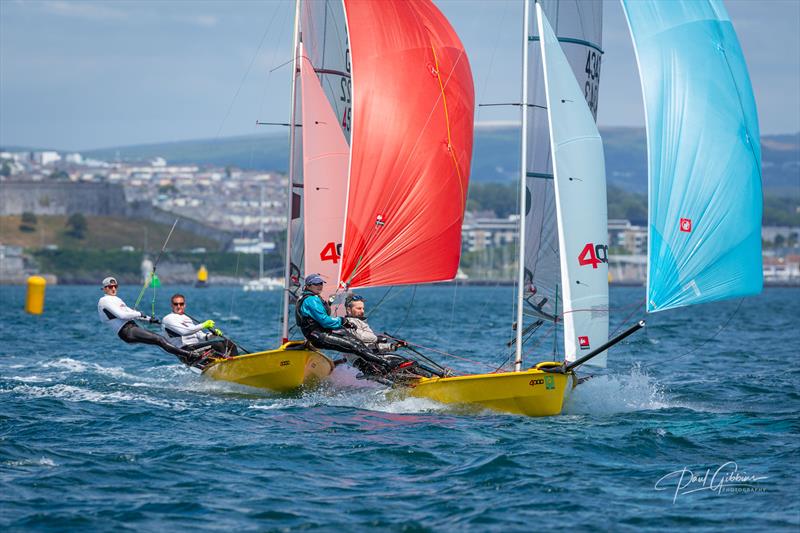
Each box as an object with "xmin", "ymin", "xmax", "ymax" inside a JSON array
[
  {"xmin": 105, "ymin": 285, "xmax": 118, "ymax": 289},
  {"xmin": 172, "ymin": 302, "xmax": 185, "ymax": 307}
]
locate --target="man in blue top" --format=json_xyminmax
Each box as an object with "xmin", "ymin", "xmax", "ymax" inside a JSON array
[{"xmin": 295, "ymin": 273, "xmax": 395, "ymax": 372}]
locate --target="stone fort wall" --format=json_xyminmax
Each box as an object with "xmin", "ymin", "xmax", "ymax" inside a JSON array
[{"xmin": 0, "ymin": 181, "xmax": 121, "ymax": 216}]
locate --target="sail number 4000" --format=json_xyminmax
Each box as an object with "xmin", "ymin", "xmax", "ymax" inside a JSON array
[{"xmin": 578, "ymin": 243, "xmax": 608, "ymax": 269}]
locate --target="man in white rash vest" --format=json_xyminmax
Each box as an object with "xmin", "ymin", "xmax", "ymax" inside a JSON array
[
  {"xmin": 96, "ymin": 276, "xmax": 195, "ymax": 364},
  {"xmin": 161, "ymin": 293, "xmax": 238, "ymax": 357}
]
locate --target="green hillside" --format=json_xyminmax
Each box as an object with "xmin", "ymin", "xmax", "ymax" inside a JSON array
[{"xmin": 0, "ymin": 215, "xmax": 220, "ymax": 252}]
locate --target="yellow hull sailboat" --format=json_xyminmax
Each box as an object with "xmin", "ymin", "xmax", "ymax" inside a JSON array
[
  {"xmin": 201, "ymin": 342, "xmax": 333, "ymax": 393},
  {"xmin": 196, "ymin": 2, "xmax": 346, "ymax": 393},
  {"xmin": 407, "ymin": 363, "xmax": 572, "ymax": 417}
]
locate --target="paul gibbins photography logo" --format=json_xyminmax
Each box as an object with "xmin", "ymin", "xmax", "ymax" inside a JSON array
[{"xmin": 655, "ymin": 461, "xmax": 769, "ymax": 503}]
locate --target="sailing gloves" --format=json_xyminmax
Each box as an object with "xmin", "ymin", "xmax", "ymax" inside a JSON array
[
  {"xmin": 139, "ymin": 315, "xmax": 160, "ymax": 324},
  {"xmin": 341, "ymin": 318, "xmax": 357, "ymax": 330},
  {"xmin": 201, "ymin": 319, "xmax": 215, "ymax": 330}
]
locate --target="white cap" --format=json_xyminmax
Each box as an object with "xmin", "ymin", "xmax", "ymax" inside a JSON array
[{"xmin": 102, "ymin": 276, "xmax": 118, "ymax": 288}]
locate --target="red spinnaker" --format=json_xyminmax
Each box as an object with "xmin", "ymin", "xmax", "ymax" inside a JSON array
[{"xmin": 339, "ymin": 0, "xmax": 474, "ymax": 289}]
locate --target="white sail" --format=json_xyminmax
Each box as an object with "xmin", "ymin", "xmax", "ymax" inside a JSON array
[
  {"xmin": 536, "ymin": 3, "xmax": 608, "ymax": 366},
  {"xmin": 521, "ymin": 0, "xmax": 603, "ymax": 363}
]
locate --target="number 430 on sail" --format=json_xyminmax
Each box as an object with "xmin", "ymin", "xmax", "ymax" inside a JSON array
[{"xmin": 577, "ymin": 243, "xmax": 608, "ymax": 269}]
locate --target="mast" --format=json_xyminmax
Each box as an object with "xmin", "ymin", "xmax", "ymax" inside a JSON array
[
  {"xmin": 513, "ymin": 0, "xmax": 531, "ymax": 372},
  {"xmin": 259, "ymin": 184, "xmax": 265, "ymax": 280},
  {"xmin": 281, "ymin": 0, "xmax": 302, "ymax": 343}
]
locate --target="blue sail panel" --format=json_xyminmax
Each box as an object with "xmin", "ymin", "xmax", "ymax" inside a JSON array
[{"xmin": 621, "ymin": 0, "xmax": 763, "ymax": 313}]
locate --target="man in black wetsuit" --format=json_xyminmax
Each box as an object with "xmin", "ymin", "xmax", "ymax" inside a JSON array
[
  {"xmin": 295, "ymin": 274, "xmax": 395, "ymax": 372},
  {"xmin": 96, "ymin": 276, "xmax": 196, "ymax": 364}
]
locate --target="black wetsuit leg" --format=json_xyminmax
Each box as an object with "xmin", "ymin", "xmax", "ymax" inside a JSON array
[
  {"xmin": 118, "ymin": 322, "xmax": 194, "ymax": 362},
  {"xmin": 307, "ymin": 330, "xmax": 389, "ymax": 367},
  {"xmin": 184, "ymin": 338, "xmax": 238, "ymax": 357}
]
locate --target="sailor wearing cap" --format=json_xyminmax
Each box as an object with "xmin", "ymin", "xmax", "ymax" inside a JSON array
[
  {"xmin": 295, "ymin": 274, "xmax": 396, "ymax": 372},
  {"xmin": 97, "ymin": 276, "xmax": 195, "ymax": 364}
]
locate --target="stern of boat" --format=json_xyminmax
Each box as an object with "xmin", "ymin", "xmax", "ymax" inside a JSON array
[{"xmin": 202, "ymin": 341, "xmax": 334, "ymax": 393}]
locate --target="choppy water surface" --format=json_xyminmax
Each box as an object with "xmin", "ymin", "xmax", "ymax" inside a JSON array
[{"xmin": 1, "ymin": 284, "xmax": 798, "ymax": 531}]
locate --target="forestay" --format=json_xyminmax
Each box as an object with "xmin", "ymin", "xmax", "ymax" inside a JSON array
[
  {"xmin": 536, "ymin": 3, "xmax": 608, "ymax": 366},
  {"xmin": 621, "ymin": 0, "xmax": 763, "ymax": 312}
]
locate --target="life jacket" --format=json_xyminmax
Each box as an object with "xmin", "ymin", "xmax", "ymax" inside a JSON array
[{"xmin": 295, "ymin": 291, "xmax": 333, "ymax": 338}]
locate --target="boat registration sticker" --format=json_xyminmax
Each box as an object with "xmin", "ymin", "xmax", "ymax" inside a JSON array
[
  {"xmin": 578, "ymin": 336, "xmax": 590, "ymax": 350},
  {"xmin": 680, "ymin": 218, "xmax": 692, "ymax": 232},
  {"xmin": 544, "ymin": 375, "xmax": 555, "ymax": 390}
]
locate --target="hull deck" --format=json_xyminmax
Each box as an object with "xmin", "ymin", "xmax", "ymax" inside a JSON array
[
  {"xmin": 405, "ymin": 363, "xmax": 572, "ymax": 417},
  {"xmin": 201, "ymin": 341, "xmax": 334, "ymax": 393}
]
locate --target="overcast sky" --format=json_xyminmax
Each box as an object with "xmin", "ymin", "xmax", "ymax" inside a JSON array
[{"xmin": 1, "ymin": 0, "xmax": 798, "ymax": 151}]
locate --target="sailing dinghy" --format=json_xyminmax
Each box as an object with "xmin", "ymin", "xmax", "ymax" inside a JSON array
[
  {"xmin": 403, "ymin": 0, "xmax": 761, "ymax": 417},
  {"xmin": 200, "ymin": 0, "xmax": 358, "ymax": 392}
]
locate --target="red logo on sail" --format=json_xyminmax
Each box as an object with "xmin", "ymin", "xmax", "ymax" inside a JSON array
[
  {"xmin": 680, "ymin": 218, "xmax": 692, "ymax": 233},
  {"xmin": 578, "ymin": 336, "xmax": 590, "ymax": 350}
]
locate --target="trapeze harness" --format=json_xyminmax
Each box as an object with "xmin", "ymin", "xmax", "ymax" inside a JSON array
[
  {"xmin": 97, "ymin": 295, "xmax": 193, "ymax": 363},
  {"xmin": 162, "ymin": 312, "xmax": 238, "ymax": 357}
]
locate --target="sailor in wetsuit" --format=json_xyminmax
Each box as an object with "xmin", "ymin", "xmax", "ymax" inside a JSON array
[
  {"xmin": 295, "ymin": 274, "xmax": 395, "ymax": 372},
  {"xmin": 161, "ymin": 293, "xmax": 237, "ymax": 357},
  {"xmin": 344, "ymin": 294, "xmax": 407, "ymax": 353},
  {"xmin": 96, "ymin": 276, "xmax": 195, "ymax": 364}
]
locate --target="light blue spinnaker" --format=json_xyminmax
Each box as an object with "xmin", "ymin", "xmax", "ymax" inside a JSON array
[{"xmin": 621, "ymin": 0, "xmax": 763, "ymax": 313}]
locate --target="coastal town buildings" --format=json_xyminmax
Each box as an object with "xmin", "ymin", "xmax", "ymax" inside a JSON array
[{"xmin": 1, "ymin": 149, "xmax": 797, "ymax": 285}]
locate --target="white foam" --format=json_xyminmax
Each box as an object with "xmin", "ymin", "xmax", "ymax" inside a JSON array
[
  {"xmin": 40, "ymin": 358, "xmax": 135, "ymax": 380},
  {"xmin": 42, "ymin": 358, "xmax": 88, "ymax": 372},
  {"xmin": 563, "ymin": 364, "xmax": 669, "ymax": 415},
  {"xmin": 3, "ymin": 384, "xmax": 187, "ymax": 409},
  {"xmin": 8, "ymin": 375, "xmax": 53, "ymax": 383},
  {"xmin": 5, "ymin": 457, "xmax": 57, "ymax": 468},
  {"xmin": 247, "ymin": 384, "xmax": 449, "ymax": 415}
]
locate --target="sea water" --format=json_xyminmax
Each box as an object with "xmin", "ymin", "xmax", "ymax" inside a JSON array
[{"xmin": 1, "ymin": 284, "xmax": 797, "ymax": 531}]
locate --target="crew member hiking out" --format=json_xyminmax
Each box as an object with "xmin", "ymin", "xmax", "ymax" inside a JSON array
[
  {"xmin": 162, "ymin": 293, "xmax": 238, "ymax": 357},
  {"xmin": 295, "ymin": 274, "xmax": 396, "ymax": 373},
  {"xmin": 344, "ymin": 293, "xmax": 407, "ymax": 353},
  {"xmin": 97, "ymin": 276, "xmax": 195, "ymax": 364}
]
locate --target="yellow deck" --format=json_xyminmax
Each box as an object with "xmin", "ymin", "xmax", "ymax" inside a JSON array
[
  {"xmin": 201, "ymin": 341, "xmax": 334, "ymax": 393},
  {"xmin": 406, "ymin": 363, "xmax": 571, "ymax": 417}
]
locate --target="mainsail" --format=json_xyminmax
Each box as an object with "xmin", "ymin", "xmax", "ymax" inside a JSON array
[
  {"xmin": 337, "ymin": 0, "xmax": 474, "ymax": 289},
  {"xmin": 536, "ymin": 3, "xmax": 609, "ymax": 365},
  {"xmin": 622, "ymin": 0, "xmax": 763, "ymax": 312},
  {"xmin": 284, "ymin": 0, "xmax": 352, "ymax": 337},
  {"xmin": 299, "ymin": 51, "xmax": 349, "ymax": 301},
  {"xmin": 522, "ymin": 1, "xmax": 603, "ymax": 360}
]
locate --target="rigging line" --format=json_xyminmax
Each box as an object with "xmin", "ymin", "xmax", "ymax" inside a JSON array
[
  {"xmin": 134, "ymin": 218, "xmax": 179, "ymax": 310},
  {"xmin": 493, "ymin": 319, "xmax": 555, "ymax": 373},
  {"xmin": 227, "ymin": 224, "xmax": 247, "ymax": 320},
  {"xmin": 440, "ymin": 278, "xmax": 460, "ymax": 347},
  {"xmin": 251, "ymin": 0, "xmax": 293, "ymax": 168},
  {"xmin": 430, "ymin": 44, "xmax": 465, "ymax": 204},
  {"xmin": 405, "ymin": 339, "xmax": 497, "ymax": 371},
  {"xmin": 366, "ymin": 286, "xmax": 394, "ymax": 317},
  {"xmin": 393, "ymin": 285, "xmax": 416, "ymax": 336},
  {"xmin": 473, "ymin": 0, "xmax": 511, "ymax": 123},
  {"xmin": 215, "ymin": 1, "xmax": 286, "ymax": 139},
  {"xmin": 643, "ymin": 298, "xmax": 745, "ymax": 370},
  {"xmin": 610, "ymin": 301, "xmax": 645, "ymax": 337}
]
